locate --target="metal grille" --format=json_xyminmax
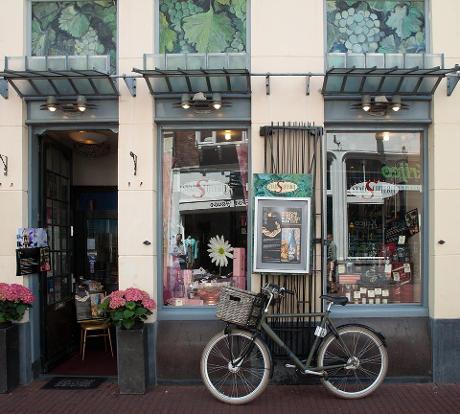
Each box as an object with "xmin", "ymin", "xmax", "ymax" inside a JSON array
[{"xmin": 259, "ymin": 122, "xmax": 325, "ymax": 359}]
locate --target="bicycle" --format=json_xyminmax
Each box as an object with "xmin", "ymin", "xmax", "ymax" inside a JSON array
[{"xmin": 201, "ymin": 283, "xmax": 388, "ymax": 405}]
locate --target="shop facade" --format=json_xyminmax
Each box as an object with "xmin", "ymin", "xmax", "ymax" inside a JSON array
[{"xmin": 1, "ymin": 0, "xmax": 460, "ymax": 386}]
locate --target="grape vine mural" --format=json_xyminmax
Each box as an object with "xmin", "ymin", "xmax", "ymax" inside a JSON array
[
  {"xmin": 159, "ymin": 0, "xmax": 247, "ymax": 54},
  {"xmin": 327, "ymin": 0, "xmax": 425, "ymax": 54},
  {"xmin": 31, "ymin": 1, "xmax": 117, "ymax": 71}
]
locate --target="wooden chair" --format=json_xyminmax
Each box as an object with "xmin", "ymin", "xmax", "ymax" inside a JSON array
[{"xmin": 79, "ymin": 320, "xmax": 114, "ymax": 361}]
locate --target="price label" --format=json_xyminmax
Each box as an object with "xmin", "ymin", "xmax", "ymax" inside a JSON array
[
  {"xmin": 368, "ymin": 290, "xmax": 375, "ymax": 298},
  {"xmin": 404, "ymin": 263, "xmax": 411, "ymax": 273}
]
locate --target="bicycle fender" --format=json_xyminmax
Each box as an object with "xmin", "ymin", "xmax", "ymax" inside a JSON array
[{"xmin": 334, "ymin": 323, "xmax": 387, "ymax": 347}]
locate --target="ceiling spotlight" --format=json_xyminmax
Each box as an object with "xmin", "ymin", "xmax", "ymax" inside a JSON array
[
  {"xmin": 76, "ymin": 95, "xmax": 87, "ymax": 112},
  {"xmin": 361, "ymin": 95, "xmax": 371, "ymax": 112},
  {"xmin": 224, "ymin": 130, "xmax": 232, "ymax": 141},
  {"xmin": 46, "ymin": 96, "xmax": 57, "ymax": 112},
  {"xmin": 212, "ymin": 93, "xmax": 222, "ymax": 110},
  {"xmin": 181, "ymin": 93, "xmax": 191, "ymax": 109},
  {"xmin": 391, "ymin": 95, "xmax": 402, "ymax": 112}
]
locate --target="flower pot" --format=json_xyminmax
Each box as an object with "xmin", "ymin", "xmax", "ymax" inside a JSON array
[
  {"xmin": 0, "ymin": 323, "xmax": 19, "ymax": 394},
  {"xmin": 116, "ymin": 323, "xmax": 147, "ymax": 394}
]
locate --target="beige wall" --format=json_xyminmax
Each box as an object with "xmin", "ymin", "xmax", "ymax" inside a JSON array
[
  {"xmin": 118, "ymin": 0, "xmax": 157, "ymax": 319},
  {"xmin": 250, "ymin": 0, "xmax": 325, "ymax": 172},
  {"xmin": 0, "ymin": 0, "xmax": 28, "ymax": 286},
  {"xmin": 429, "ymin": 0, "xmax": 460, "ymax": 319}
]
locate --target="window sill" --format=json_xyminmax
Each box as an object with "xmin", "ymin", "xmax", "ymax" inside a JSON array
[
  {"xmin": 331, "ymin": 304, "xmax": 428, "ymax": 318},
  {"xmin": 158, "ymin": 306, "xmax": 219, "ymax": 321}
]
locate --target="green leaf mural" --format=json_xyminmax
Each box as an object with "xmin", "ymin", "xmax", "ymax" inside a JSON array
[
  {"xmin": 32, "ymin": 1, "xmax": 117, "ymax": 72},
  {"xmin": 183, "ymin": 7, "xmax": 235, "ymax": 53},
  {"xmin": 160, "ymin": 12, "xmax": 177, "ymax": 53},
  {"xmin": 59, "ymin": 5, "xmax": 90, "ymax": 38},
  {"xmin": 327, "ymin": 0, "xmax": 425, "ymax": 54},
  {"xmin": 159, "ymin": 0, "xmax": 247, "ymax": 54}
]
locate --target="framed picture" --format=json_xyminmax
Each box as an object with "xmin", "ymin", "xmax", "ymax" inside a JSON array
[{"xmin": 253, "ymin": 197, "xmax": 311, "ymax": 274}]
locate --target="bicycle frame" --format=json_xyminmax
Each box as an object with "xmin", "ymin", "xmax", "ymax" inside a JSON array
[{"xmin": 252, "ymin": 296, "xmax": 350, "ymax": 376}]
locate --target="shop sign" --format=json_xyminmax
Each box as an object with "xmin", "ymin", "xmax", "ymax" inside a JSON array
[
  {"xmin": 381, "ymin": 162, "xmax": 421, "ymax": 182},
  {"xmin": 349, "ymin": 180, "xmax": 399, "ymax": 199},
  {"xmin": 179, "ymin": 199, "xmax": 247, "ymax": 211},
  {"xmin": 180, "ymin": 178, "xmax": 232, "ymax": 202},
  {"xmin": 265, "ymin": 181, "xmax": 298, "ymax": 194},
  {"xmin": 254, "ymin": 173, "xmax": 312, "ymax": 198}
]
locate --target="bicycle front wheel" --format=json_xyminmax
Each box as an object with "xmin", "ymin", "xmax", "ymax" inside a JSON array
[
  {"xmin": 317, "ymin": 325, "xmax": 388, "ymax": 399},
  {"xmin": 200, "ymin": 329, "xmax": 271, "ymax": 405}
]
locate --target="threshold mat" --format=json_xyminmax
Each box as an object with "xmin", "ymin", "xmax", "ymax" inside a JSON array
[{"xmin": 42, "ymin": 377, "xmax": 106, "ymax": 390}]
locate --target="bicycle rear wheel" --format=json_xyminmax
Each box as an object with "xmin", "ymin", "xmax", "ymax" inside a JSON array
[
  {"xmin": 200, "ymin": 329, "xmax": 271, "ymax": 405},
  {"xmin": 317, "ymin": 325, "xmax": 388, "ymax": 399}
]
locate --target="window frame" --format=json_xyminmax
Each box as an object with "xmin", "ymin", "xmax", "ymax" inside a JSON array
[
  {"xmin": 325, "ymin": 126, "xmax": 429, "ymax": 318},
  {"xmin": 157, "ymin": 123, "xmax": 252, "ymax": 321}
]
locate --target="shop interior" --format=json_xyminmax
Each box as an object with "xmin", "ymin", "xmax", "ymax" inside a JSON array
[
  {"xmin": 38, "ymin": 129, "xmax": 118, "ymax": 376},
  {"xmin": 162, "ymin": 129, "xmax": 248, "ymax": 307}
]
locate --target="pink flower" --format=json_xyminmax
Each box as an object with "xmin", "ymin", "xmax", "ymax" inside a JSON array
[
  {"xmin": 0, "ymin": 283, "xmax": 34, "ymax": 304},
  {"xmin": 125, "ymin": 288, "xmax": 146, "ymax": 302},
  {"xmin": 142, "ymin": 299, "xmax": 156, "ymax": 310},
  {"xmin": 109, "ymin": 296, "xmax": 126, "ymax": 309},
  {"xmin": 110, "ymin": 290, "xmax": 125, "ymax": 298}
]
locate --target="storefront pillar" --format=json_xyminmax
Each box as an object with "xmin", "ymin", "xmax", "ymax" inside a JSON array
[{"xmin": 118, "ymin": 0, "xmax": 157, "ymax": 385}]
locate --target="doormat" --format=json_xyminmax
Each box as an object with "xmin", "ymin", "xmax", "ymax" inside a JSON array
[{"xmin": 42, "ymin": 377, "xmax": 106, "ymax": 390}]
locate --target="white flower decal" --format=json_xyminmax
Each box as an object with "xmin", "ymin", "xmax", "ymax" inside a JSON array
[{"xmin": 207, "ymin": 235, "xmax": 234, "ymax": 268}]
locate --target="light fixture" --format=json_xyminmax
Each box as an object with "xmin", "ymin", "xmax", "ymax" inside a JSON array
[
  {"xmin": 391, "ymin": 95, "xmax": 402, "ymax": 112},
  {"xmin": 375, "ymin": 131, "xmax": 391, "ymax": 141},
  {"xmin": 361, "ymin": 95, "xmax": 371, "ymax": 112},
  {"xmin": 76, "ymin": 95, "xmax": 87, "ymax": 112},
  {"xmin": 212, "ymin": 93, "xmax": 222, "ymax": 110},
  {"xmin": 46, "ymin": 96, "xmax": 57, "ymax": 112},
  {"xmin": 181, "ymin": 93, "xmax": 191, "ymax": 109},
  {"xmin": 224, "ymin": 130, "xmax": 232, "ymax": 141}
]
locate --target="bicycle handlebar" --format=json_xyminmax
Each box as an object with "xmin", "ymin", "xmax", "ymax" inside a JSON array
[{"xmin": 263, "ymin": 283, "xmax": 295, "ymax": 296}]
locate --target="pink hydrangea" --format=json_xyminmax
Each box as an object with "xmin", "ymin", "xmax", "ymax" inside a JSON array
[
  {"xmin": 142, "ymin": 299, "xmax": 156, "ymax": 310},
  {"xmin": 109, "ymin": 296, "xmax": 126, "ymax": 309},
  {"xmin": 124, "ymin": 288, "xmax": 145, "ymax": 302},
  {"xmin": 0, "ymin": 283, "xmax": 34, "ymax": 304}
]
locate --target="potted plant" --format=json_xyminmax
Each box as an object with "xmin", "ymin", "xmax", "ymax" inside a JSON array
[
  {"xmin": 0, "ymin": 283, "xmax": 34, "ymax": 393},
  {"xmin": 100, "ymin": 288, "xmax": 156, "ymax": 394}
]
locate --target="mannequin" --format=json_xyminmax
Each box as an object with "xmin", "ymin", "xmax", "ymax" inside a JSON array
[{"xmin": 184, "ymin": 235, "xmax": 199, "ymax": 268}]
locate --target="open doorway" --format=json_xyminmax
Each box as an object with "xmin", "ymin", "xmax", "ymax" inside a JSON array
[{"xmin": 38, "ymin": 129, "xmax": 118, "ymax": 377}]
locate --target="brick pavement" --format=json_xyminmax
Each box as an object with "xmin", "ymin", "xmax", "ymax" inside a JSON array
[{"xmin": 1, "ymin": 381, "xmax": 460, "ymax": 414}]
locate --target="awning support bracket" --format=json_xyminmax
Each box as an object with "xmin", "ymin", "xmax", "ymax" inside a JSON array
[
  {"xmin": 124, "ymin": 76, "xmax": 137, "ymax": 97},
  {"xmin": 0, "ymin": 153, "xmax": 8, "ymax": 176},
  {"xmin": 265, "ymin": 74, "xmax": 270, "ymax": 95},
  {"xmin": 0, "ymin": 79, "xmax": 8, "ymax": 99},
  {"xmin": 447, "ymin": 74, "xmax": 460, "ymax": 96},
  {"xmin": 306, "ymin": 75, "xmax": 311, "ymax": 96}
]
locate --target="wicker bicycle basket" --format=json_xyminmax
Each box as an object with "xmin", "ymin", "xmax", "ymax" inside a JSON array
[{"xmin": 216, "ymin": 287, "xmax": 265, "ymax": 328}]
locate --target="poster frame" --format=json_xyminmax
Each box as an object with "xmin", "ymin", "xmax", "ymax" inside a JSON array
[{"xmin": 253, "ymin": 196, "xmax": 311, "ymax": 274}]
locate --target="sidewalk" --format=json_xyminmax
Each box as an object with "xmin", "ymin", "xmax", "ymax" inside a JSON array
[{"xmin": 1, "ymin": 381, "xmax": 460, "ymax": 414}]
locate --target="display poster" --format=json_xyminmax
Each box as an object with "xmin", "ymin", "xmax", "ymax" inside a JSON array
[
  {"xmin": 405, "ymin": 209, "xmax": 420, "ymax": 236},
  {"xmin": 16, "ymin": 228, "xmax": 48, "ymax": 248},
  {"xmin": 253, "ymin": 174, "xmax": 312, "ymax": 274}
]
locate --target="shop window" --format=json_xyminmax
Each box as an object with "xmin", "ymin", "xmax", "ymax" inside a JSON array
[
  {"xmin": 327, "ymin": 132, "xmax": 423, "ymax": 305},
  {"xmin": 162, "ymin": 129, "xmax": 248, "ymax": 307},
  {"xmin": 31, "ymin": 1, "xmax": 117, "ymax": 70},
  {"xmin": 159, "ymin": 0, "xmax": 247, "ymax": 53},
  {"xmin": 326, "ymin": 1, "xmax": 425, "ymax": 53}
]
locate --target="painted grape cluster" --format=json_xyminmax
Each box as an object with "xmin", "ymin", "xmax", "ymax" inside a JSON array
[
  {"xmin": 159, "ymin": 0, "xmax": 247, "ymax": 54},
  {"xmin": 327, "ymin": 0, "xmax": 425, "ymax": 54},
  {"xmin": 31, "ymin": 1, "xmax": 117, "ymax": 71}
]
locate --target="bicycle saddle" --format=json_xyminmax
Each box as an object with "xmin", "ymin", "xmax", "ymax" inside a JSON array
[{"xmin": 320, "ymin": 294, "xmax": 348, "ymax": 306}]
